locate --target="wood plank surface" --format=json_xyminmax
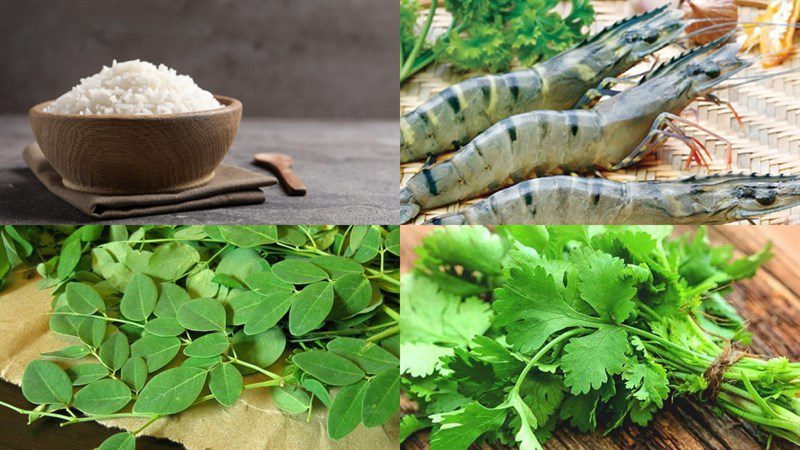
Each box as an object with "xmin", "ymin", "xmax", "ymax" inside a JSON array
[{"xmin": 400, "ymin": 225, "xmax": 800, "ymax": 450}]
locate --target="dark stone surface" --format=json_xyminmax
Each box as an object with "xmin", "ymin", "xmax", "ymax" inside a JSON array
[
  {"xmin": 0, "ymin": 115, "xmax": 399, "ymax": 224},
  {"xmin": 0, "ymin": 0, "xmax": 399, "ymax": 119}
]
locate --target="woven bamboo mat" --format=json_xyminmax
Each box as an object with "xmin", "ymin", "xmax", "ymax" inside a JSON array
[{"xmin": 400, "ymin": 1, "xmax": 800, "ymax": 224}]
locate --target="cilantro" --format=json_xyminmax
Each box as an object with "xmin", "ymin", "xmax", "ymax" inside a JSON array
[
  {"xmin": 403, "ymin": 226, "xmax": 800, "ymax": 449},
  {"xmin": 400, "ymin": 0, "xmax": 595, "ymax": 83}
]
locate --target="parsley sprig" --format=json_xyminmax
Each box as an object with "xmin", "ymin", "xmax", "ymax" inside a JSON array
[
  {"xmin": 401, "ymin": 226, "xmax": 800, "ymax": 449},
  {"xmin": 0, "ymin": 225, "xmax": 400, "ymax": 449},
  {"xmin": 400, "ymin": 0, "xmax": 595, "ymax": 83}
]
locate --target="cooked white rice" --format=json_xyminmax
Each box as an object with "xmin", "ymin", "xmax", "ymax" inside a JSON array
[{"xmin": 44, "ymin": 59, "xmax": 223, "ymax": 115}]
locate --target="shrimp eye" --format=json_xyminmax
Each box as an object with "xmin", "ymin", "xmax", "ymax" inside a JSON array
[
  {"xmin": 642, "ymin": 29, "xmax": 659, "ymax": 43},
  {"xmin": 704, "ymin": 64, "xmax": 721, "ymax": 78}
]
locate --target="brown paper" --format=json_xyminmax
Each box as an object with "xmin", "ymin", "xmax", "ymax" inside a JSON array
[
  {"xmin": 0, "ymin": 274, "xmax": 398, "ymax": 450},
  {"xmin": 23, "ymin": 143, "xmax": 278, "ymax": 220}
]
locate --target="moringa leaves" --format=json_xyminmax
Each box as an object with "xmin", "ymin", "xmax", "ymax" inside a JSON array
[
  {"xmin": 21, "ymin": 360, "xmax": 73, "ymax": 405},
  {"xmin": 292, "ymin": 350, "xmax": 365, "ymax": 386},
  {"xmin": 4, "ymin": 225, "xmax": 400, "ymax": 446},
  {"xmin": 133, "ymin": 367, "xmax": 207, "ymax": 415},
  {"xmin": 361, "ymin": 367, "xmax": 400, "ymax": 427}
]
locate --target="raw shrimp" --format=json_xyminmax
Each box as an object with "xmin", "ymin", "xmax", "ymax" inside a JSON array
[
  {"xmin": 400, "ymin": 38, "xmax": 751, "ymax": 223},
  {"xmin": 400, "ymin": 5, "xmax": 687, "ymax": 163},
  {"xmin": 425, "ymin": 174, "xmax": 800, "ymax": 225}
]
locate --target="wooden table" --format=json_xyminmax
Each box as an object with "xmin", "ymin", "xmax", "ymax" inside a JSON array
[
  {"xmin": 0, "ymin": 116, "xmax": 398, "ymax": 224},
  {"xmin": 400, "ymin": 225, "xmax": 800, "ymax": 450}
]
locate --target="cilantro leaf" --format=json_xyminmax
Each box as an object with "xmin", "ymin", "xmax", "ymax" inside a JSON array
[
  {"xmin": 429, "ymin": 402, "xmax": 507, "ymax": 450},
  {"xmin": 623, "ymin": 362, "xmax": 669, "ymax": 409},
  {"xmin": 573, "ymin": 248, "xmax": 637, "ymax": 323},
  {"xmin": 560, "ymin": 326, "xmax": 629, "ymax": 395}
]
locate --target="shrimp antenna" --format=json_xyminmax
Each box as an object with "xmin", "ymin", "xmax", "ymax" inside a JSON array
[
  {"xmin": 721, "ymin": 68, "xmax": 799, "ymax": 90},
  {"xmin": 680, "ymin": 21, "xmax": 800, "ymax": 43}
]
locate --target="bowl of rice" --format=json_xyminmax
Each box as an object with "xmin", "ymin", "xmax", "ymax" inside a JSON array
[{"xmin": 29, "ymin": 60, "xmax": 242, "ymax": 195}]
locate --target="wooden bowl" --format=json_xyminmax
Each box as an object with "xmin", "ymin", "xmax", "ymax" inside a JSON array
[{"xmin": 29, "ymin": 95, "xmax": 242, "ymax": 195}]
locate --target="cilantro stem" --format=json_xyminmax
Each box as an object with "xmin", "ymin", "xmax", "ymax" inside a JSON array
[
  {"xmin": 401, "ymin": 0, "xmax": 437, "ymax": 81},
  {"xmin": 382, "ymin": 305, "xmax": 400, "ymax": 321},
  {"xmin": 513, "ymin": 329, "xmax": 584, "ymax": 392}
]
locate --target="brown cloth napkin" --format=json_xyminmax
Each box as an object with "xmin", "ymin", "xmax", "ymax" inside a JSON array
[{"xmin": 23, "ymin": 143, "xmax": 277, "ymax": 220}]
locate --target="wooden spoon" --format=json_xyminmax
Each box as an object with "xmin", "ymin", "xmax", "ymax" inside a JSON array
[{"xmin": 253, "ymin": 153, "xmax": 307, "ymax": 196}]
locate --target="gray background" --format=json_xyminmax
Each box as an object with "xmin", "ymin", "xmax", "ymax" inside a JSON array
[{"xmin": 0, "ymin": 0, "xmax": 398, "ymax": 119}]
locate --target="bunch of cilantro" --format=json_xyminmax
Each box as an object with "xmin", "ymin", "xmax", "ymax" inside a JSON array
[
  {"xmin": 0, "ymin": 225, "xmax": 400, "ymax": 450},
  {"xmin": 400, "ymin": 0, "xmax": 595, "ymax": 83},
  {"xmin": 401, "ymin": 226, "xmax": 800, "ymax": 449}
]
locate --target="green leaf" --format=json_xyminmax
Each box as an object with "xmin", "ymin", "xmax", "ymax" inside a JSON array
[
  {"xmin": 272, "ymin": 260, "xmax": 329, "ymax": 285},
  {"xmin": 231, "ymin": 328, "xmax": 286, "ymax": 373},
  {"xmin": 146, "ymin": 242, "xmax": 200, "ymax": 280},
  {"xmin": 244, "ymin": 271, "xmax": 294, "ymax": 297},
  {"xmin": 400, "ymin": 415, "xmax": 430, "ymax": 441},
  {"xmin": 98, "ymin": 432, "xmax": 135, "ymax": 450},
  {"xmin": 493, "ymin": 265, "xmax": 597, "ymax": 354},
  {"xmin": 21, "ymin": 360, "xmax": 73, "ymax": 405},
  {"xmin": 385, "ymin": 228, "xmax": 400, "ymax": 256},
  {"xmin": 65, "ymin": 282, "xmax": 105, "ymax": 315},
  {"xmin": 623, "ymin": 362, "xmax": 670, "ymax": 408},
  {"xmin": 133, "ymin": 366, "xmax": 207, "ymax": 414},
  {"xmin": 49, "ymin": 306, "xmax": 82, "ymax": 337},
  {"xmin": 242, "ymin": 292, "xmax": 295, "ymax": 336},
  {"xmin": 217, "ymin": 248, "xmax": 264, "ymax": 283},
  {"xmin": 429, "ymin": 402, "xmax": 507, "ymax": 450},
  {"xmin": 121, "ymin": 357, "xmax": 148, "ymax": 391},
  {"xmin": 186, "ymin": 268, "xmax": 219, "ymax": 298},
  {"xmin": 292, "ymin": 350, "xmax": 364, "ymax": 386},
  {"xmin": 144, "ymin": 316, "xmax": 185, "ymax": 337},
  {"xmin": 73, "ymin": 379, "xmax": 131, "ymax": 414},
  {"xmin": 301, "ymin": 378, "xmax": 332, "ymax": 407},
  {"xmin": 212, "ymin": 273, "xmax": 243, "ymax": 289},
  {"xmin": 209, "ymin": 364, "xmax": 243, "ymax": 406},
  {"xmin": 361, "ymin": 367, "xmax": 400, "ymax": 427},
  {"xmin": 575, "ymin": 249, "xmax": 637, "ymax": 323},
  {"xmin": 182, "ymin": 356, "xmax": 222, "ymax": 369},
  {"xmin": 130, "ymin": 335, "xmax": 181, "ymax": 372},
  {"xmin": 120, "ymin": 273, "xmax": 157, "ymax": 321},
  {"xmin": 184, "ymin": 332, "xmax": 229, "ymax": 358},
  {"xmin": 218, "ymin": 225, "xmax": 278, "ymax": 247},
  {"xmin": 99, "ymin": 331, "xmax": 130, "ymax": 371},
  {"xmin": 67, "ymin": 363, "xmax": 110, "ymax": 386},
  {"xmin": 57, "ymin": 239, "xmax": 81, "ymax": 280},
  {"xmin": 327, "ymin": 337, "xmax": 399, "ymax": 374},
  {"xmin": 561, "ymin": 327, "xmax": 629, "ymax": 395},
  {"xmin": 77, "ymin": 315, "xmax": 107, "ymax": 348},
  {"xmin": 330, "ymin": 274, "xmax": 372, "ymax": 319},
  {"xmin": 41, "ymin": 345, "xmax": 91, "ymax": 359},
  {"xmin": 327, "ymin": 381, "xmax": 367, "ymax": 440},
  {"xmin": 310, "ymin": 255, "xmax": 364, "ymax": 279},
  {"xmin": 272, "ymin": 386, "xmax": 311, "ymax": 414},
  {"xmin": 288, "ymin": 281, "xmax": 334, "ymax": 336},
  {"xmin": 352, "ymin": 227, "xmax": 381, "ymax": 263},
  {"xmin": 154, "ymin": 282, "xmax": 191, "ymax": 318},
  {"xmin": 177, "ymin": 298, "xmax": 226, "ymax": 332}
]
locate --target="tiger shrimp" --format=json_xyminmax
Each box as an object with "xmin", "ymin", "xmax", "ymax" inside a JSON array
[
  {"xmin": 400, "ymin": 38, "xmax": 752, "ymax": 223},
  {"xmin": 400, "ymin": 5, "xmax": 687, "ymax": 163},
  {"xmin": 424, "ymin": 174, "xmax": 800, "ymax": 225}
]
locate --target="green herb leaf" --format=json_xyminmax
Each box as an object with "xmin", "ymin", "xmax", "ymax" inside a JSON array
[
  {"xmin": 561, "ymin": 327, "xmax": 629, "ymax": 395},
  {"xmin": 231, "ymin": 328, "xmax": 286, "ymax": 373},
  {"xmin": 330, "ymin": 274, "xmax": 372, "ymax": 319},
  {"xmin": 177, "ymin": 298, "xmax": 226, "ymax": 332},
  {"xmin": 361, "ymin": 367, "xmax": 400, "ymax": 427},
  {"xmin": 184, "ymin": 332, "xmax": 229, "ymax": 358},
  {"xmin": 209, "ymin": 364, "xmax": 243, "ymax": 406},
  {"xmin": 121, "ymin": 357, "xmax": 148, "ymax": 391},
  {"xmin": 73, "ymin": 379, "xmax": 131, "ymax": 414},
  {"xmin": 144, "ymin": 316, "xmax": 185, "ymax": 337},
  {"xmin": 98, "ymin": 432, "xmax": 136, "ymax": 450},
  {"xmin": 67, "ymin": 363, "xmax": 110, "ymax": 386},
  {"xmin": 57, "ymin": 239, "xmax": 81, "ymax": 280},
  {"xmin": 65, "ymin": 282, "xmax": 105, "ymax": 315},
  {"xmin": 289, "ymin": 281, "xmax": 334, "ymax": 336},
  {"xmin": 327, "ymin": 337, "xmax": 399, "ymax": 374},
  {"xmin": 120, "ymin": 273, "xmax": 157, "ymax": 322},
  {"xmin": 41, "ymin": 345, "xmax": 91, "ymax": 359},
  {"xmin": 301, "ymin": 378, "xmax": 332, "ymax": 407},
  {"xmin": 218, "ymin": 225, "xmax": 278, "ymax": 247},
  {"xmin": 327, "ymin": 381, "xmax": 367, "ymax": 440},
  {"xmin": 21, "ymin": 360, "xmax": 73, "ymax": 405},
  {"xmin": 310, "ymin": 255, "xmax": 364, "ymax": 279},
  {"xmin": 99, "ymin": 331, "xmax": 130, "ymax": 371},
  {"xmin": 154, "ymin": 282, "xmax": 191, "ymax": 318},
  {"xmin": 133, "ymin": 366, "xmax": 207, "ymax": 414},
  {"xmin": 130, "ymin": 335, "xmax": 181, "ymax": 372},
  {"xmin": 272, "ymin": 386, "xmax": 311, "ymax": 414},
  {"xmin": 272, "ymin": 260, "xmax": 329, "ymax": 285},
  {"xmin": 292, "ymin": 350, "xmax": 365, "ymax": 386},
  {"xmin": 430, "ymin": 402, "xmax": 507, "ymax": 450}
]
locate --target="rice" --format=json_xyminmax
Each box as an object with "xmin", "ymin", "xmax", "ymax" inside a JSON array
[{"xmin": 44, "ymin": 60, "xmax": 223, "ymax": 115}]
